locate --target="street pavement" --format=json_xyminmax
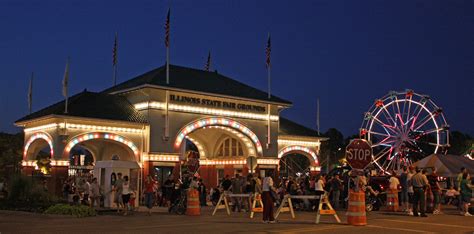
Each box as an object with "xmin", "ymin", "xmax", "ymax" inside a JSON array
[{"xmin": 0, "ymin": 206, "xmax": 473, "ymax": 233}]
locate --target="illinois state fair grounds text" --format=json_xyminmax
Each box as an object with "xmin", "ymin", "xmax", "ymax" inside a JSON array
[{"xmin": 169, "ymin": 94, "xmax": 266, "ymax": 113}]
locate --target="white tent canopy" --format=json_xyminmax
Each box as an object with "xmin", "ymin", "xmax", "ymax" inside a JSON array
[{"xmin": 411, "ymin": 154, "xmax": 474, "ymax": 177}]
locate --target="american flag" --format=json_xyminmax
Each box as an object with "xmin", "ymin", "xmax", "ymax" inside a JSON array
[
  {"xmin": 165, "ymin": 9, "xmax": 170, "ymax": 48},
  {"xmin": 204, "ymin": 51, "xmax": 211, "ymax": 71},
  {"xmin": 112, "ymin": 32, "xmax": 118, "ymax": 66},
  {"xmin": 265, "ymin": 34, "xmax": 271, "ymax": 68}
]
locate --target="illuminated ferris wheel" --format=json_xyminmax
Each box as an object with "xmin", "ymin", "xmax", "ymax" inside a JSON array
[{"xmin": 360, "ymin": 90, "xmax": 449, "ymax": 173}]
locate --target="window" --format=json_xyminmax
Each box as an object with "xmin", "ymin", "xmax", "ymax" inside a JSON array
[{"xmin": 216, "ymin": 137, "xmax": 244, "ymax": 157}]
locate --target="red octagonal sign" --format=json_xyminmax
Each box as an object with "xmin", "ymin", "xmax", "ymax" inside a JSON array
[{"xmin": 346, "ymin": 139, "xmax": 372, "ymax": 170}]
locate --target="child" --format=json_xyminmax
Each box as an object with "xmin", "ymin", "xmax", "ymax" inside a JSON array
[{"xmin": 445, "ymin": 186, "xmax": 459, "ymax": 205}]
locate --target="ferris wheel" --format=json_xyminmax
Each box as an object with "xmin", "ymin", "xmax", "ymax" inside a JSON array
[{"xmin": 360, "ymin": 90, "xmax": 449, "ymax": 173}]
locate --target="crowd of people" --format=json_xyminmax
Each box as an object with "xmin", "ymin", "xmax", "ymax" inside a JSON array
[
  {"xmin": 357, "ymin": 166, "xmax": 473, "ymax": 217},
  {"xmin": 58, "ymin": 166, "xmax": 472, "ymax": 219},
  {"xmin": 62, "ymin": 173, "xmax": 101, "ymax": 209}
]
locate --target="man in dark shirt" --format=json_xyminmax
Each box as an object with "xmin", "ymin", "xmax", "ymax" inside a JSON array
[
  {"xmin": 221, "ymin": 175, "xmax": 232, "ymax": 191},
  {"xmin": 330, "ymin": 174, "xmax": 342, "ymax": 209}
]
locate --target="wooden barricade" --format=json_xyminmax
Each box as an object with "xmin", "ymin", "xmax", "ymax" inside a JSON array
[
  {"xmin": 211, "ymin": 191, "xmax": 252, "ymax": 216},
  {"xmin": 250, "ymin": 193, "xmax": 264, "ymax": 218},
  {"xmin": 274, "ymin": 193, "xmax": 340, "ymax": 224}
]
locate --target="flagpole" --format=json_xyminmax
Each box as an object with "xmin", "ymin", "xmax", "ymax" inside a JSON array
[
  {"xmin": 166, "ymin": 47, "xmax": 169, "ymax": 84},
  {"xmin": 63, "ymin": 57, "xmax": 70, "ymax": 114},
  {"xmin": 113, "ymin": 32, "xmax": 118, "ymax": 86},
  {"xmin": 164, "ymin": 8, "xmax": 170, "ymax": 139},
  {"xmin": 317, "ymin": 98, "xmax": 320, "ymax": 135},
  {"xmin": 28, "ymin": 72, "xmax": 33, "ymax": 114},
  {"xmin": 266, "ymin": 33, "xmax": 271, "ymax": 149}
]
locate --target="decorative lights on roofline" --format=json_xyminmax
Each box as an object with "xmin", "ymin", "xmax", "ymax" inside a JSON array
[
  {"xmin": 278, "ymin": 145, "xmax": 319, "ymax": 164},
  {"xmin": 200, "ymin": 159, "xmax": 246, "ymax": 165},
  {"xmin": 278, "ymin": 139, "xmax": 321, "ymax": 147},
  {"xmin": 65, "ymin": 133, "xmax": 139, "ymax": 156},
  {"xmin": 134, "ymin": 101, "xmax": 279, "ymax": 122},
  {"xmin": 174, "ymin": 117, "xmax": 263, "ymax": 155},
  {"xmin": 22, "ymin": 160, "xmax": 69, "ymax": 167},
  {"xmin": 24, "ymin": 133, "xmax": 54, "ymax": 157},
  {"xmin": 143, "ymin": 154, "xmax": 180, "ymax": 162},
  {"xmin": 257, "ymin": 158, "xmax": 280, "ymax": 165},
  {"xmin": 24, "ymin": 123, "xmax": 143, "ymax": 134}
]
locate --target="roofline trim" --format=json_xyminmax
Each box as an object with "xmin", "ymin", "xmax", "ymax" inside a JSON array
[
  {"xmin": 108, "ymin": 84, "xmax": 293, "ymax": 107},
  {"xmin": 278, "ymin": 134, "xmax": 329, "ymax": 141},
  {"xmin": 15, "ymin": 114, "xmax": 149, "ymax": 127}
]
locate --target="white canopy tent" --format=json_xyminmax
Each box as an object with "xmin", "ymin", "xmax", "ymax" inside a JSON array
[{"xmin": 412, "ymin": 154, "xmax": 474, "ymax": 177}]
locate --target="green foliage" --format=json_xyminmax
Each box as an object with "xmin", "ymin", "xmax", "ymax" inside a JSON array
[
  {"xmin": 449, "ymin": 131, "xmax": 473, "ymax": 155},
  {"xmin": 0, "ymin": 175, "xmax": 57, "ymax": 212},
  {"xmin": 0, "ymin": 132, "xmax": 23, "ymax": 179},
  {"xmin": 44, "ymin": 204, "xmax": 96, "ymax": 217}
]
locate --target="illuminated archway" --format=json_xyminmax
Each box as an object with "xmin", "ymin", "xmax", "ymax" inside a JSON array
[
  {"xmin": 174, "ymin": 117, "xmax": 263, "ymax": 155},
  {"xmin": 24, "ymin": 132, "xmax": 54, "ymax": 159},
  {"xmin": 278, "ymin": 145, "xmax": 319, "ymax": 166},
  {"xmin": 64, "ymin": 132, "xmax": 139, "ymax": 159}
]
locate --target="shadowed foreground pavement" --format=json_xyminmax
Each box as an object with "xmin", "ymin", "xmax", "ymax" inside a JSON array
[{"xmin": 0, "ymin": 206, "xmax": 473, "ymax": 233}]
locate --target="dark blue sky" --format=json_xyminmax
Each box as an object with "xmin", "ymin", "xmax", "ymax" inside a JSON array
[{"xmin": 1, "ymin": 0, "xmax": 473, "ymax": 136}]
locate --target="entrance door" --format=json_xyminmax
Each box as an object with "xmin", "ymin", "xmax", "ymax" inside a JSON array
[{"xmin": 154, "ymin": 166, "xmax": 174, "ymax": 185}]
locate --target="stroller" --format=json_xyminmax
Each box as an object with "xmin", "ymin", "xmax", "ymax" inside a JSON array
[{"xmin": 169, "ymin": 184, "xmax": 187, "ymax": 215}]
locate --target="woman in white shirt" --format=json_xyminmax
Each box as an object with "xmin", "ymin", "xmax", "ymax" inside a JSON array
[{"xmin": 262, "ymin": 172, "xmax": 275, "ymax": 223}]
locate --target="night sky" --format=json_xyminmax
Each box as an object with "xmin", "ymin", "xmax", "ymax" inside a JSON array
[{"xmin": 1, "ymin": 0, "xmax": 473, "ymax": 136}]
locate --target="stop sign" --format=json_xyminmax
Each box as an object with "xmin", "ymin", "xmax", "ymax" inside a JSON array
[{"xmin": 345, "ymin": 139, "xmax": 372, "ymax": 170}]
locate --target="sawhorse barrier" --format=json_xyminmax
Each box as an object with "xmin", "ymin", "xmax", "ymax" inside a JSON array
[
  {"xmin": 212, "ymin": 192, "xmax": 252, "ymax": 216},
  {"xmin": 250, "ymin": 193, "xmax": 264, "ymax": 218},
  {"xmin": 274, "ymin": 193, "xmax": 341, "ymax": 224}
]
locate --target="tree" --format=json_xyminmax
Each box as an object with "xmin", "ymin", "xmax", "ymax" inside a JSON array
[
  {"xmin": 448, "ymin": 131, "xmax": 473, "ymax": 155},
  {"xmin": 320, "ymin": 128, "xmax": 345, "ymax": 171},
  {"xmin": 0, "ymin": 132, "xmax": 24, "ymax": 180}
]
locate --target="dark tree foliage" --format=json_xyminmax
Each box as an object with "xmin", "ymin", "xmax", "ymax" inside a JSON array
[{"xmin": 0, "ymin": 132, "xmax": 23, "ymax": 179}]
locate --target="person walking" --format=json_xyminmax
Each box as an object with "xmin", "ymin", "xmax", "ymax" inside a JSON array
[
  {"xmin": 400, "ymin": 167, "xmax": 409, "ymax": 212},
  {"xmin": 388, "ymin": 171, "xmax": 400, "ymax": 212},
  {"xmin": 330, "ymin": 174, "xmax": 343, "ymax": 209},
  {"xmin": 89, "ymin": 178, "xmax": 100, "ymax": 208},
  {"xmin": 143, "ymin": 175, "xmax": 156, "ymax": 215},
  {"xmin": 459, "ymin": 172, "xmax": 473, "ymax": 216},
  {"xmin": 407, "ymin": 166, "xmax": 415, "ymax": 215},
  {"xmin": 122, "ymin": 176, "xmax": 131, "ymax": 216},
  {"xmin": 411, "ymin": 167, "xmax": 429, "ymax": 217},
  {"xmin": 198, "ymin": 179, "xmax": 207, "ymax": 207},
  {"xmin": 428, "ymin": 168, "xmax": 442, "ymax": 214},
  {"xmin": 114, "ymin": 173, "xmax": 124, "ymax": 212},
  {"xmin": 231, "ymin": 174, "xmax": 243, "ymax": 212},
  {"xmin": 314, "ymin": 175, "xmax": 326, "ymax": 211},
  {"xmin": 262, "ymin": 172, "xmax": 275, "ymax": 223}
]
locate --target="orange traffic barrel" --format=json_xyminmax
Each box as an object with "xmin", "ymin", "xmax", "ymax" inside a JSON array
[
  {"xmin": 347, "ymin": 190, "xmax": 367, "ymax": 226},
  {"xmin": 186, "ymin": 189, "xmax": 201, "ymax": 216},
  {"xmin": 386, "ymin": 189, "xmax": 399, "ymax": 212}
]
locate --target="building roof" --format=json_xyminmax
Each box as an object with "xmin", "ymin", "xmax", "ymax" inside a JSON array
[
  {"xmin": 279, "ymin": 117, "xmax": 320, "ymax": 137},
  {"xmin": 15, "ymin": 91, "xmax": 147, "ymax": 124},
  {"xmin": 102, "ymin": 64, "xmax": 292, "ymax": 105}
]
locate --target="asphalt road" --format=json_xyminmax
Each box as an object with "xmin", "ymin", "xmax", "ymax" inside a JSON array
[{"xmin": 0, "ymin": 206, "xmax": 473, "ymax": 234}]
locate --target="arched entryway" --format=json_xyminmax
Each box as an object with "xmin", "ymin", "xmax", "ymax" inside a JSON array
[
  {"xmin": 278, "ymin": 145, "xmax": 320, "ymax": 176},
  {"xmin": 173, "ymin": 117, "xmax": 263, "ymax": 188}
]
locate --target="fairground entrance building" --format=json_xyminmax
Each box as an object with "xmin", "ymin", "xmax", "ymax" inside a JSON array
[{"xmin": 15, "ymin": 64, "xmax": 326, "ymax": 206}]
